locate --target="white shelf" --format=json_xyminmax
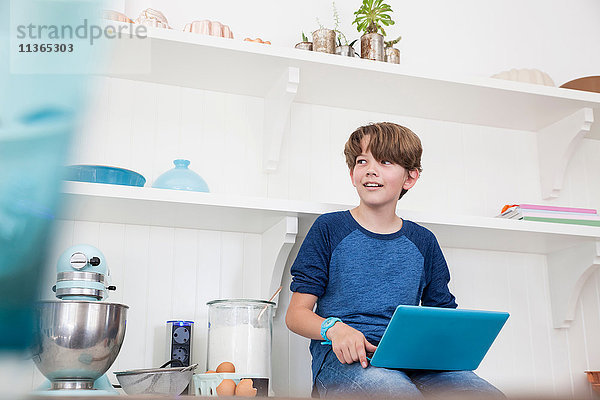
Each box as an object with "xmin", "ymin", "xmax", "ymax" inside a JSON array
[
  {"xmin": 59, "ymin": 182, "xmax": 600, "ymax": 327},
  {"xmin": 59, "ymin": 182, "xmax": 343, "ymax": 234},
  {"xmin": 105, "ymin": 25, "xmax": 600, "ymax": 138},
  {"xmin": 59, "ymin": 182, "xmax": 600, "ymax": 254},
  {"xmin": 104, "ymin": 26, "xmax": 600, "ymax": 198}
]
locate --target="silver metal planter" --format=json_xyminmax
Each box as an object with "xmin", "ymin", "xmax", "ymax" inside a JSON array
[
  {"xmin": 385, "ymin": 47, "xmax": 401, "ymax": 64},
  {"xmin": 295, "ymin": 42, "xmax": 313, "ymax": 51},
  {"xmin": 312, "ymin": 28, "xmax": 336, "ymax": 53},
  {"xmin": 360, "ymin": 33, "xmax": 384, "ymax": 61},
  {"xmin": 335, "ymin": 45, "xmax": 356, "ymax": 57}
]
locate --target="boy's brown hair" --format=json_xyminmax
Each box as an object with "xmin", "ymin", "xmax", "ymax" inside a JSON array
[{"xmin": 344, "ymin": 122, "xmax": 423, "ymax": 199}]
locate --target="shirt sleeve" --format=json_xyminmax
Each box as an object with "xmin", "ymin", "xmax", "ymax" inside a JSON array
[
  {"xmin": 289, "ymin": 216, "xmax": 331, "ymax": 298},
  {"xmin": 421, "ymin": 234, "xmax": 458, "ymax": 308}
]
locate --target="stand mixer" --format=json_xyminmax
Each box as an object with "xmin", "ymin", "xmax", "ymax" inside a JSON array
[{"xmin": 32, "ymin": 244, "xmax": 129, "ymax": 396}]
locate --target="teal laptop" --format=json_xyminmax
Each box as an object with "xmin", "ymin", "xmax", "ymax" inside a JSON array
[{"xmin": 369, "ymin": 305, "xmax": 509, "ymax": 371}]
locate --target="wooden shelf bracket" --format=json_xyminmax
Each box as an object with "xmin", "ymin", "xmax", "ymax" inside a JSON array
[
  {"xmin": 260, "ymin": 216, "xmax": 298, "ymax": 313},
  {"xmin": 263, "ymin": 67, "xmax": 300, "ymax": 172},
  {"xmin": 538, "ymin": 107, "xmax": 594, "ymax": 199},
  {"xmin": 547, "ymin": 239, "xmax": 600, "ymax": 328}
]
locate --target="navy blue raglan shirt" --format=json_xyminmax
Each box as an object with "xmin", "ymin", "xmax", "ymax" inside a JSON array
[{"xmin": 289, "ymin": 210, "xmax": 457, "ymax": 383}]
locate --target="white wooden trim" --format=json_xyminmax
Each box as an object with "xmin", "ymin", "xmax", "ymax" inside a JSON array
[
  {"xmin": 547, "ymin": 240, "xmax": 600, "ymax": 328},
  {"xmin": 538, "ymin": 108, "xmax": 595, "ymax": 199},
  {"xmin": 263, "ymin": 67, "xmax": 299, "ymax": 172},
  {"xmin": 260, "ymin": 216, "xmax": 298, "ymax": 308}
]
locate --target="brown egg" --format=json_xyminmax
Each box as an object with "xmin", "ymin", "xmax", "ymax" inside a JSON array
[
  {"xmin": 216, "ymin": 379, "xmax": 236, "ymax": 396},
  {"xmin": 216, "ymin": 361, "xmax": 235, "ymax": 373},
  {"xmin": 206, "ymin": 370, "xmax": 217, "ymax": 373},
  {"xmin": 235, "ymin": 379, "xmax": 257, "ymax": 397}
]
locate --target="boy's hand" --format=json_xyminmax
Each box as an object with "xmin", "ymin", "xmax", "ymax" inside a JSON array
[{"xmin": 326, "ymin": 322, "xmax": 377, "ymax": 368}]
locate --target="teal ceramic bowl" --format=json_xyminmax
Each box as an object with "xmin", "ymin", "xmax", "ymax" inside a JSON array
[{"xmin": 65, "ymin": 165, "xmax": 146, "ymax": 187}]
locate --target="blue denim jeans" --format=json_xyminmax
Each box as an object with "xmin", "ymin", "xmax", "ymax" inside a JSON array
[{"xmin": 314, "ymin": 349, "xmax": 505, "ymax": 398}]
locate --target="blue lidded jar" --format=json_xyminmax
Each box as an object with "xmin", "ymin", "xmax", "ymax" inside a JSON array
[{"xmin": 152, "ymin": 159, "xmax": 209, "ymax": 192}]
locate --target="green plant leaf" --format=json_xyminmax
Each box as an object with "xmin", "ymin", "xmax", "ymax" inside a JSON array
[
  {"xmin": 384, "ymin": 35, "xmax": 402, "ymax": 47},
  {"xmin": 352, "ymin": 0, "xmax": 395, "ymax": 34}
]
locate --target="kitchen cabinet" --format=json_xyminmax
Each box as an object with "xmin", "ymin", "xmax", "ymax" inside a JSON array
[{"xmin": 73, "ymin": 24, "xmax": 600, "ymax": 328}]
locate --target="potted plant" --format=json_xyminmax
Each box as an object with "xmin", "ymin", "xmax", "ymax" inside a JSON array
[
  {"xmin": 295, "ymin": 32, "xmax": 313, "ymax": 51},
  {"xmin": 332, "ymin": 1, "xmax": 357, "ymax": 57},
  {"xmin": 352, "ymin": 0, "xmax": 395, "ymax": 61},
  {"xmin": 312, "ymin": 17, "xmax": 336, "ymax": 53},
  {"xmin": 384, "ymin": 35, "xmax": 401, "ymax": 64},
  {"xmin": 336, "ymin": 38, "xmax": 358, "ymax": 57}
]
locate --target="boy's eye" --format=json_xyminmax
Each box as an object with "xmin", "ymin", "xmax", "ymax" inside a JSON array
[
  {"xmin": 356, "ymin": 159, "xmax": 366, "ymax": 164},
  {"xmin": 381, "ymin": 160, "xmax": 392, "ymax": 165}
]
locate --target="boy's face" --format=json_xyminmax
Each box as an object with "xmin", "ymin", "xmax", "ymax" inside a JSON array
[{"xmin": 349, "ymin": 136, "xmax": 419, "ymax": 207}]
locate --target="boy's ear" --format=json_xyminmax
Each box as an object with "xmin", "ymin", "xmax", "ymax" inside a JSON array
[
  {"xmin": 403, "ymin": 169, "xmax": 419, "ymax": 190},
  {"xmin": 349, "ymin": 168, "xmax": 356, "ymax": 187}
]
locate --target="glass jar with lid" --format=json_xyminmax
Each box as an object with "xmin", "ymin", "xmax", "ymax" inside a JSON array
[{"xmin": 206, "ymin": 299, "xmax": 274, "ymax": 379}]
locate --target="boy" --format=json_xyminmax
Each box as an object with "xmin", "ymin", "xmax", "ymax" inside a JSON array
[{"xmin": 285, "ymin": 122, "xmax": 504, "ymax": 398}]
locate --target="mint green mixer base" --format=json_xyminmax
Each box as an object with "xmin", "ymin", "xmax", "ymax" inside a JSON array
[{"xmin": 36, "ymin": 375, "xmax": 118, "ymax": 396}]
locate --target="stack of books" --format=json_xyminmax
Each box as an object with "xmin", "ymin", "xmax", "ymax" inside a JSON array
[{"xmin": 497, "ymin": 204, "xmax": 600, "ymax": 227}]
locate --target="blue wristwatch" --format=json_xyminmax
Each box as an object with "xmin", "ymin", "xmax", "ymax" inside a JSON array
[{"xmin": 320, "ymin": 317, "xmax": 342, "ymax": 345}]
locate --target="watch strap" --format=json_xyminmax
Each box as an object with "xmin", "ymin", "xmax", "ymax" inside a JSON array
[{"xmin": 320, "ymin": 317, "xmax": 341, "ymax": 345}]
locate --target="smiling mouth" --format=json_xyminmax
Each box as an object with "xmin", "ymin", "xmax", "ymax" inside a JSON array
[{"xmin": 364, "ymin": 183, "xmax": 383, "ymax": 188}]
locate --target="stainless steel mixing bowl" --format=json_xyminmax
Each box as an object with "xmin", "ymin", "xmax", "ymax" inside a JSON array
[{"xmin": 31, "ymin": 300, "xmax": 128, "ymax": 390}]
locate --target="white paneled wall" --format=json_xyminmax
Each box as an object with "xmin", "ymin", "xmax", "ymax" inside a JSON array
[{"xmin": 24, "ymin": 77, "xmax": 600, "ymax": 398}]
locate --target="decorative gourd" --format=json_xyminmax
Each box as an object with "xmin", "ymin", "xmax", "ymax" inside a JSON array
[
  {"xmin": 244, "ymin": 38, "xmax": 271, "ymax": 44},
  {"xmin": 183, "ymin": 20, "xmax": 234, "ymax": 39},
  {"xmin": 135, "ymin": 8, "xmax": 171, "ymax": 29},
  {"xmin": 102, "ymin": 10, "xmax": 133, "ymax": 24},
  {"xmin": 491, "ymin": 68, "xmax": 555, "ymax": 86}
]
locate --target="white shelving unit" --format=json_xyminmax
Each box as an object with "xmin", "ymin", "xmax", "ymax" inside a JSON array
[
  {"xmin": 85, "ymin": 24, "xmax": 600, "ymax": 328},
  {"xmin": 59, "ymin": 182, "xmax": 599, "ymax": 252},
  {"xmin": 60, "ymin": 182, "xmax": 600, "ymax": 327},
  {"xmin": 104, "ymin": 25, "xmax": 600, "ymax": 199}
]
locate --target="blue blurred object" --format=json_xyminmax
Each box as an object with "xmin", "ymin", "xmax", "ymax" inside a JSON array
[
  {"xmin": 0, "ymin": 115, "xmax": 74, "ymax": 351},
  {"xmin": 0, "ymin": 0, "xmax": 101, "ymax": 350},
  {"xmin": 152, "ymin": 159, "xmax": 210, "ymax": 192},
  {"xmin": 65, "ymin": 165, "xmax": 146, "ymax": 187}
]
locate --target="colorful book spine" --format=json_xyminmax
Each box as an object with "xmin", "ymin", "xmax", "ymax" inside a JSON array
[
  {"xmin": 521, "ymin": 209, "xmax": 599, "ymax": 217},
  {"xmin": 519, "ymin": 211, "xmax": 600, "ymax": 221},
  {"xmin": 497, "ymin": 204, "xmax": 600, "ymax": 229},
  {"xmin": 519, "ymin": 204, "xmax": 597, "ymax": 214},
  {"xmin": 522, "ymin": 216, "xmax": 600, "ymax": 227}
]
